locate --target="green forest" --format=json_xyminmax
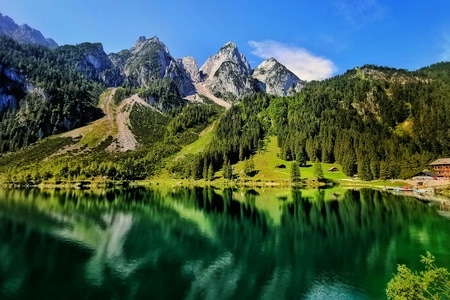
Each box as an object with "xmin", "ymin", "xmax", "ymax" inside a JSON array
[
  {"xmin": 1, "ymin": 35, "xmax": 450, "ymax": 185},
  {"xmin": 0, "ymin": 36, "xmax": 104, "ymax": 152}
]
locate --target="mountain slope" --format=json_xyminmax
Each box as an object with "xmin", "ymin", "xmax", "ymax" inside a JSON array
[
  {"xmin": 0, "ymin": 36, "xmax": 103, "ymax": 152},
  {"xmin": 0, "ymin": 13, "xmax": 57, "ymax": 48},
  {"xmin": 60, "ymin": 88, "xmax": 156, "ymax": 153},
  {"xmin": 270, "ymin": 64, "xmax": 450, "ymax": 180}
]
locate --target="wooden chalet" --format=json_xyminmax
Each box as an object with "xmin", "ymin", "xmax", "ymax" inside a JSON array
[
  {"xmin": 412, "ymin": 170, "xmax": 437, "ymax": 180},
  {"xmin": 429, "ymin": 158, "xmax": 450, "ymax": 178}
]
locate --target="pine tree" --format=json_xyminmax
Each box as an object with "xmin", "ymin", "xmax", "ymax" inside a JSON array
[
  {"xmin": 296, "ymin": 149, "xmax": 308, "ymax": 167},
  {"xmin": 244, "ymin": 155, "xmax": 255, "ymax": 176},
  {"xmin": 379, "ymin": 160, "xmax": 389, "ymax": 180},
  {"xmin": 202, "ymin": 159, "xmax": 208, "ymax": 180},
  {"xmin": 313, "ymin": 162, "xmax": 324, "ymax": 181},
  {"xmin": 291, "ymin": 161, "xmax": 301, "ymax": 183},
  {"xmin": 207, "ymin": 163, "xmax": 214, "ymax": 181},
  {"xmin": 222, "ymin": 159, "xmax": 233, "ymax": 180},
  {"xmin": 357, "ymin": 157, "xmax": 372, "ymax": 181}
]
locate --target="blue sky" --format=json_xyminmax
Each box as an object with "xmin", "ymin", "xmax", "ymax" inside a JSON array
[{"xmin": 2, "ymin": 0, "xmax": 450, "ymax": 81}]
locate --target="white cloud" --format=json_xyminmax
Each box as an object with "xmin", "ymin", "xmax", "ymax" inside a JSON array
[{"xmin": 248, "ymin": 40, "xmax": 336, "ymax": 81}]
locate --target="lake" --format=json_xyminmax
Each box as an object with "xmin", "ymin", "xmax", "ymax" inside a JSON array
[{"xmin": 0, "ymin": 187, "xmax": 449, "ymax": 299}]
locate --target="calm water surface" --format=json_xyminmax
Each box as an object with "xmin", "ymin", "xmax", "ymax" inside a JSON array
[{"xmin": 0, "ymin": 187, "xmax": 449, "ymax": 299}]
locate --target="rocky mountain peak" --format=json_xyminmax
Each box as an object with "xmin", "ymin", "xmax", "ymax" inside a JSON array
[
  {"xmin": 253, "ymin": 58, "xmax": 305, "ymax": 96},
  {"xmin": 219, "ymin": 41, "xmax": 238, "ymax": 53},
  {"xmin": 179, "ymin": 56, "xmax": 201, "ymax": 83},
  {"xmin": 136, "ymin": 35, "xmax": 147, "ymax": 44},
  {"xmin": 196, "ymin": 42, "xmax": 307, "ymax": 100},
  {"xmin": 132, "ymin": 36, "xmax": 167, "ymax": 52},
  {"xmin": 198, "ymin": 42, "xmax": 259, "ymax": 101},
  {"xmin": 73, "ymin": 42, "xmax": 125, "ymax": 86},
  {"xmin": 0, "ymin": 13, "xmax": 58, "ymax": 48},
  {"xmin": 200, "ymin": 42, "xmax": 251, "ymax": 80},
  {"xmin": 118, "ymin": 36, "xmax": 195, "ymax": 96},
  {"xmin": 0, "ymin": 13, "xmax": 18, "ymax": 32}
]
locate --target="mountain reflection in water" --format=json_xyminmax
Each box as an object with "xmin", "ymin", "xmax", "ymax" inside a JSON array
[{"xmin": 0, "ymin": 187, "xmax": 449, "ymax": 299}]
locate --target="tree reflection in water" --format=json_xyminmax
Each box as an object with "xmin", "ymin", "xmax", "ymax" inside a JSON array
[{"xmin": 0, "ymin": 187, "xmax": 449, "ymax": 299}]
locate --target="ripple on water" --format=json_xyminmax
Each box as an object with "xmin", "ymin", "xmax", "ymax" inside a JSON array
[{"xmin": 303, "ymin": 271, "xmax": 366, "ymax": 300}]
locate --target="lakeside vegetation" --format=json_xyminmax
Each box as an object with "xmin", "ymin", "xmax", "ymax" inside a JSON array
[{"xmin": 387, "ymin": 252, "xmax": 450, "ymax": 299}]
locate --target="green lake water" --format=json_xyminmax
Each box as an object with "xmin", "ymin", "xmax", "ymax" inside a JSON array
[{"xmin": 0, "ymin": 187, "xmax": 449, "ymax": 299}]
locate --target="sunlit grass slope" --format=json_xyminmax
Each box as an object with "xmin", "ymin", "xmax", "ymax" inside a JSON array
[{"xmin": 232, "ymin": 136, "xmax": 349, "ymax": 182}]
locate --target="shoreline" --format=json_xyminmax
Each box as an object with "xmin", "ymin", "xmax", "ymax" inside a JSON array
[{"xmin": 1, "ymin": 177, "xmax": 450, "ymax": 202}]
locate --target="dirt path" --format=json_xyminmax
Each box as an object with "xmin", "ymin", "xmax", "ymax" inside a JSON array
[
  {"xmin": 59, "ymin": 84, "xmax": 226, "ymax": 155},
  {"xmin": 107, "ymin": 94, "xmax": 148, "ymax": 152},
  {"xmin": 60, "ymin": 88, "xmax": 151, "ymax": 153}
]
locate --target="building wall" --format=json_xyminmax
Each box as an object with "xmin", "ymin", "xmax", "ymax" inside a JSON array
[{"xmin": 432, "ymin": 165, "xmax": 450, "ymax": 177}]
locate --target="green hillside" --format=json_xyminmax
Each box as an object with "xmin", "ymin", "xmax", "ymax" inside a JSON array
[{"xmin": 2, "ymin": 62, "xmax": 450, "ymax": 187}]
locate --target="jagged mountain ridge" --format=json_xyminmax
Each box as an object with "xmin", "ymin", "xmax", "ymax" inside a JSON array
[
  {"xmin": 65, "ymin": 35, "xmax": 306, "ymax": 103},
  {"xmin": 0, "ymin": 13, "xmax": 58, "ymax": 48},
  {"xmin": 199, "ymin": 42, "xmax": 260, "ymax": 100},
  {"xmin": 199, "ymin": 42, "xmax": 305, "ymax": 99},
  {"xmin": 0, "ymin": 11, "xmax": 305, "ymax": 103},
  {"xmin": 98, "ymin": 37, "xmax": 306, "ymax": 101}
]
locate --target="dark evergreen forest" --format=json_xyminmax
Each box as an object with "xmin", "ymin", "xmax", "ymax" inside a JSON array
[
  {"xmin": 1, "ymin": 34, "xmax": 450, "ymax": 182},
  {"xmin": 0, "ymin": 36, "xmax": 104, "ymax": 152}
]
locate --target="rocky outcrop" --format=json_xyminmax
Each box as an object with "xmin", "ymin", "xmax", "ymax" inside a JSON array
[
  {"xmin": 108, "ymin": 50, "xmax": 132, "ymax": 70},
  {"xmin": 253, "ymin": 58, "xmax": 305, "ymax": 96},
  {"xmin": 0, "ymin": 63, "xmax": 26, "ymax": 112},
  {"xmin": 200, "ymin": 42, "xmax": 252, "ymax": 79},
  {"xmin": 179, "ymin": 56, "xmax": 201, "ymax": 83},
  {"xmin": 74, "ymin": 43, "xmax": 125, "ymax": 87},
  {"xmin": 199, "ymin": 42, "xmax": 260, "ymax": 101},
  {"xmin": 197, "ymin": 42, "xmax": 305, "ymax": 100},
  {"xmin": 0, "ymin": 13, "xmax": 58, "ymax": 48},
  {"xmin": 120, "ymin": 36, "xmax": 195, "ymax": 96}
]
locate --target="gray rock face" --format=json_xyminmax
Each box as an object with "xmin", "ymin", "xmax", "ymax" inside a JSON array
[
  {"xmin": 119, "ymin": 36, "xmax": 195, "ymax": 96},
  {"xmin": 108, "ymin": 50, "xmax": 132, "ymax": 70},
  {"xmin": 0, "ymin": 13, "xmax": 58, "ymax": 48},
  {"xmin": 75, "ymin": 43, "xmax": 125, "ymax": 87},
  {"xmin": 0, "ymin": 63, "xmax": 25, "ymax": 112},
  {"xmin": 253, "ymin": 58, "xmax": 305, "ymax": 96},
  {"xmin": 199, "ymin": 42, "xmax": 260, "ymax": 100},
  {"xmin": 179, "ymin": 56, "xmax": 201, "ymax": 83},
  {"xmin": 197, "ymin": 42, "xmax": 305, "ymax": 100},
  {"xmin": 200, "ymin": 42, "xmax": 251, "ymax": 79}
]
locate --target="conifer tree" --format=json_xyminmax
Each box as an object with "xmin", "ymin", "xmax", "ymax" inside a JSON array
[
  {"xmin": 291, "ymin": 161, "xmax": 301, "ymax": 183},
  {"xmin": 222, "ymin": 159, "xmax": 233, "ymax": 180},
  {"xmin": 244, "ymin": 155, "xmax": 255, "ymax": 176},
  {"xmin": 202, "ymin": 159, "xmax": 208, "ymax": 180},
  {"xmin": 207, "ymin": 163, "xmax": 214, "ymax": 181},
  {"xmin": 313, "ymin": 162, "xmax": 324, "ymax": 181}
]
